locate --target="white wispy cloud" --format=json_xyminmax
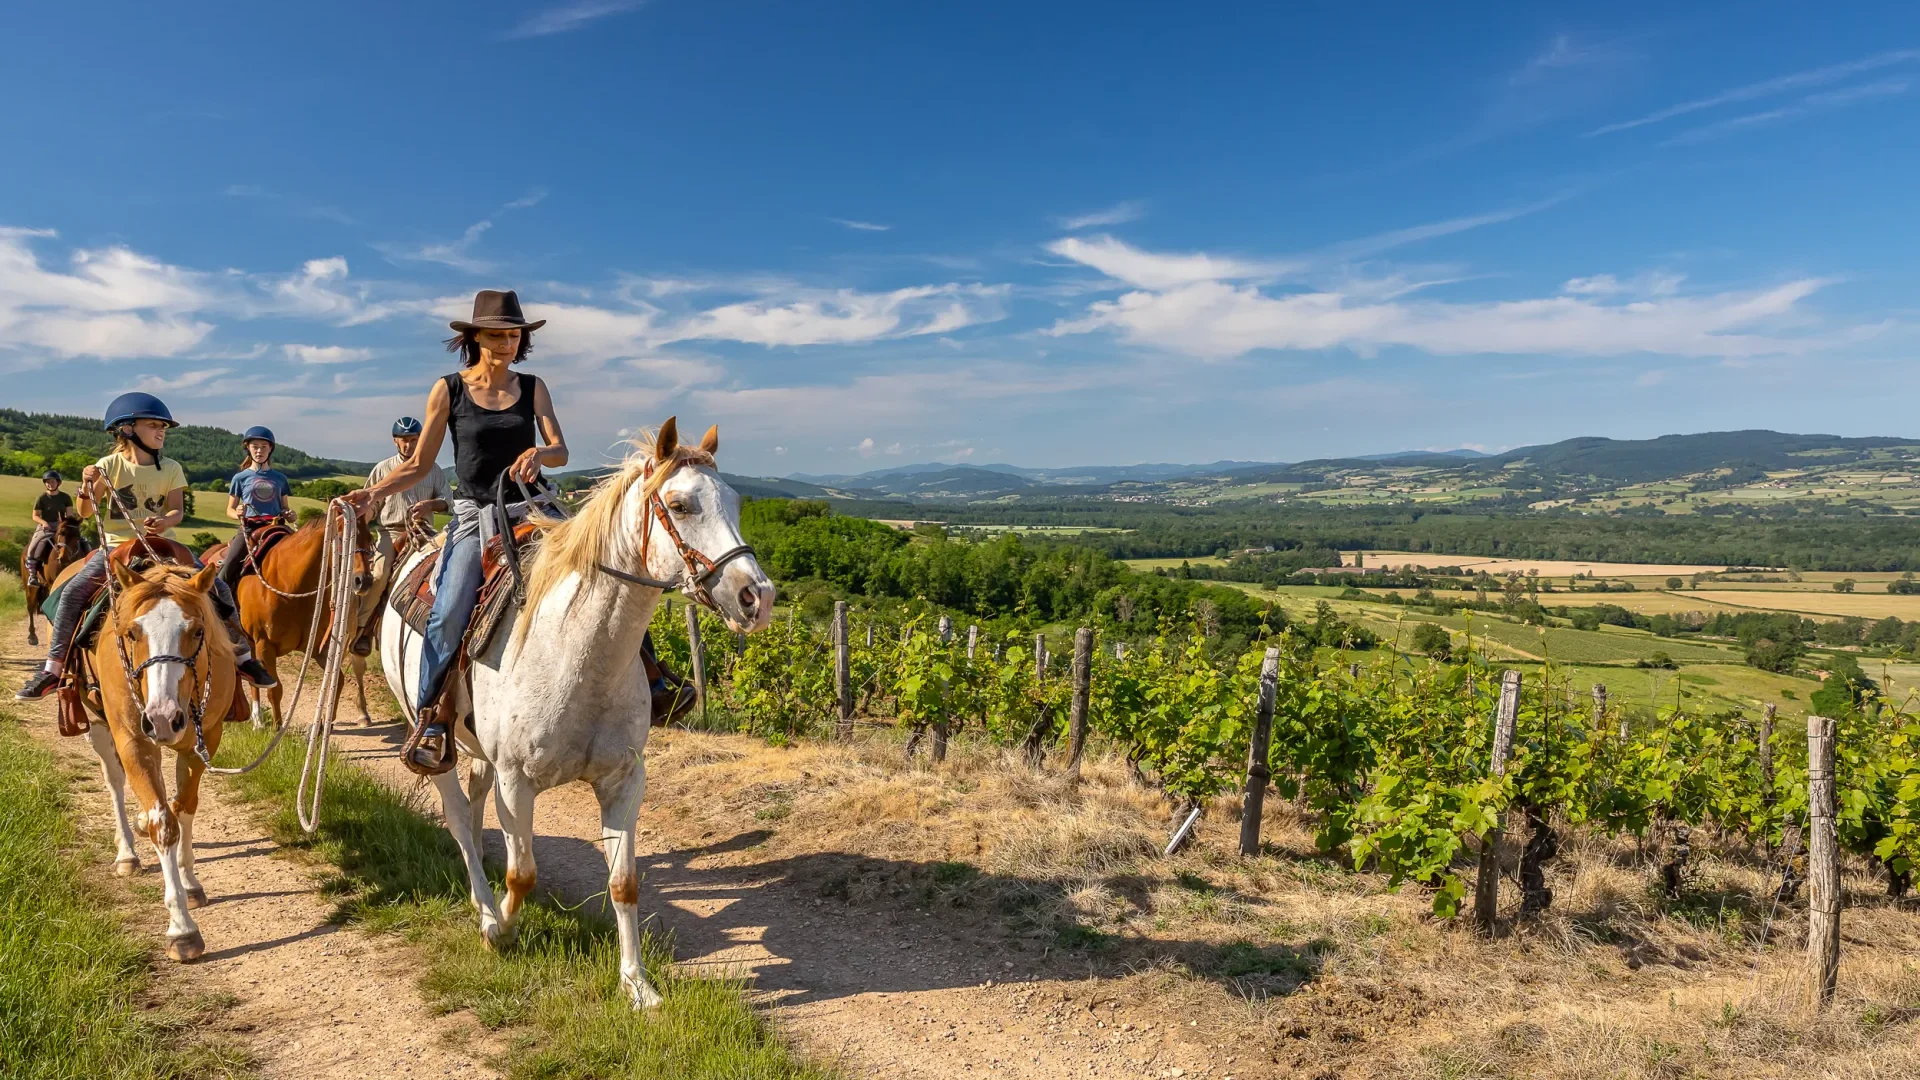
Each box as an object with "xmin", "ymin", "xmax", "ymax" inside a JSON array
[
  {"xmin": 1045, "ymin": 235, "xmax": 1292, "ymax": 290},
  {"xmin": 1045, "ymin": 234, "xmax": 1852, "ymax": 360},
  {"xmin": 505, "ymin": 0, "xmax": 645, "ymax": 39},
  {"xmin": 222, "ymin": 184, "xmax": 357, "ymax": 225},
  {"xmin": 1660, "ymin": 77, "xmax": 1912, "ymax": 146},
  {"xmin": 0, "ymin": 228, "xmax": 216, "ymax": 360},
  {"xmin": 1586, "ymin": 47, "xmax": 1920, "ymax": 136},
  {"xmin": 1056, "ymin": 200, "xmax": 1147, "ymax": 230},
  {"xmin": 378, "ymin": 188, "xmax": 549, "ymax": 273},
  {"xmin": 827, "ymin": 218, "xmax": 891, "ymax": 232},
  {"xmin": 283, "ymin": 343, "xmax": 373, "ymax": 364},
  {"xmin": 1325, "ymin": 193, "xmax": 1573, "ymax": 259}
]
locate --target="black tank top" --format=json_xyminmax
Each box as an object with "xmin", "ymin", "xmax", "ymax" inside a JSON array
[{"xmin": 443, "ymin": 371, "xmax": 538, "ymax": 505}]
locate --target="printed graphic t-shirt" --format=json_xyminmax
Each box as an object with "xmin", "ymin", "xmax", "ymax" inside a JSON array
[
  {"xmin": 96, "ymin": 453, "xmax": 188, "ymax": 543},
  {"xmin": 229, "ymin": 467, "xmax": 292, "ymax": 519}
]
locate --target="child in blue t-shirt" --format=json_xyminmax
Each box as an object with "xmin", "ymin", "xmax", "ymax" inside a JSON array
[{"xmin": 218, "ymin": 426, "xmax": 294, "ymax": 593}]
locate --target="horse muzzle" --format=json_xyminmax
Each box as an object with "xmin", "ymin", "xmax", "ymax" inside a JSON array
[
  {"xmin": 721, "ymin": 575, "xmax": 777, "ymax": 634},
  {"xmin": 140, "ymin": 701, "xmax": 189, "ymax": 744}
]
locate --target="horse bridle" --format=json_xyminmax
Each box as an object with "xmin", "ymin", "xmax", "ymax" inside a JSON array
[
  {"xmin": 113, "ymin": 588, "xmax": 217, "ymax": 766},
  {"xmin": 506, "ymin": 466, "xmax": 753, "ymax": 612}
]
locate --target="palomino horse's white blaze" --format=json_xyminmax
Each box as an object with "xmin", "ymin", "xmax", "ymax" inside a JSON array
[
  {"xmin": 133, "ymin": 602, "xmax": 192, "ymax": 735},
  {"xmin": 381, "ymin": 433, "xmax": 774, "ymax": 1009}
]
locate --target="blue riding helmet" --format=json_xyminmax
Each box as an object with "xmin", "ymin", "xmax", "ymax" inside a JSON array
[
  {"xmin": 42, "ymin": 470, "xmax": 61, "ymax": 482},
  {"xmin": 391, "ymin": 416, "xmax": 423, "ymax": 437},
  {"xmin": 102, "ymin": 392, "xmax": 178, "ymax": 432},
  {"xmin": 242, "ymin": 425, "xmax": 276, "ymax": 447}
]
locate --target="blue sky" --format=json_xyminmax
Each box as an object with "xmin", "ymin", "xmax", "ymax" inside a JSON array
[{"xmin": 3, "ymin": 2, "xmax": 1918, "ymax": 474}]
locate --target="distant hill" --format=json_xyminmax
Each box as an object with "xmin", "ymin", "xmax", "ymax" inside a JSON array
[
  {"xmin": 1353, "ymin": 449, "xmax": 1489, "ymax": 462},
  {"xmin": 0, "ymin": 408, "xmax": 376, "ymax": 485},
  {"xmin": 1478, "ymin": 431, "xmax": 1912, "ymax": 486},
  {"xmin": 792, "ymin": 459, "xmax": 1280, "ymax": 488}
]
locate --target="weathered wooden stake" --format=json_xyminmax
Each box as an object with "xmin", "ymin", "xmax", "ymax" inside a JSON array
[
  {"xmin": 938, "ymin": 615, "xmax": 953, "ymax": 644},
  {"xmin": 966, "ymin": 624, "xmax": 978, "ymax": 660},
  {"xmin": 1165, "ymin": 805, "xmax": 1203, "ymax": 857},
  {"xmin": 1066, "ymin": 628, "xmax": 1094, "ymax": 778},
  {"xmin": 833, "ymin": 601, "xmax": 852, "ymax": 740},
  {"xmin": 1807, "ymin": 714, "xmax": 1840, "ymax": 1008},
  {"xmin": 1239, "ymin": 647, "xmax": 1283, "ymax": 856},
  {"xmin": 1034, "ymin": 633, "xmax": 1046, "ymax": 681},
  {"xmin": 866, "ymin": 623, "xmax": 873, "ymax": 648},
  {"xmin": 1114, "ymin": 642, "xmax": 1127, "ymax": 660},
  {"xmin": 1591, "ymin": 684, "xmax": 1607, "ymax": 731},
  {"xmin": 685, "ymin": 602, "xmax": 708, "ymax": 722},
  {"xmin": 1760, "ymin": 702, "xmax": 1777, "ymax": 798},
  {"xmin": 1474, "ymin": 669, "xmax": 1521, "ymax": 934}
]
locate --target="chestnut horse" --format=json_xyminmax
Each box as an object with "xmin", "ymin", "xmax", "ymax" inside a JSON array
[
  {"xmin": 22, "ymin": 516, "xmax": 88, "ymax": 647},
  {"xmin": 81, "ymin": 558, "xmax": 240, "ymax": 961},
  {"xmin": 204, "ymin": 520, "xmax": 372, "ymax": 726}
]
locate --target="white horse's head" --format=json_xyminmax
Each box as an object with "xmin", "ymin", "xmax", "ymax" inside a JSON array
[{"xmin": 521, "ymin": 417, "xmax": 776, "ymax": 635}]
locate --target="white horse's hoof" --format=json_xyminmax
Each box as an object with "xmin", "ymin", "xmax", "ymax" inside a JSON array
[
  {"xmin": 114, "ymin": 857, "xmax": 141, "ymax": 877},
  {"xmin": 481, "ymin": 921, "xmax": 515, "ymax": 952},
  {"xmin": 166, "ymin": 930, "xmax": 205, "ymax": 963},
  {"xmin": 185, "ymin": 887, "xmax": 208, "ymax": 910},
  {"xmin": 623, "ymin": 972, "xmax": 664, "ymax": 1010}
]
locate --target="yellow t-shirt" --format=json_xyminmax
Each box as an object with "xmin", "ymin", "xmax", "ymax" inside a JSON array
[{"xmin": 95, "ymin": 453, "xmax": 188, "ymax": 544}]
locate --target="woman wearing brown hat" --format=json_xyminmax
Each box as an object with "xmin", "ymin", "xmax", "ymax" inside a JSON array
[{"xmin": 344, "ymin": 290, "xmax": 566, "ymax": 769}]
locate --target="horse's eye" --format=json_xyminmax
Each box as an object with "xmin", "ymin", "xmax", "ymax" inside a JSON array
[{"xmin": 668, "ymin": 500, "xmax": 692, "ymax": 515}]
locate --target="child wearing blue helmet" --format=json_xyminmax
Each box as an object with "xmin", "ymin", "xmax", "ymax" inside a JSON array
[
  {"xmin": 215, "ymin": 426, "xmax": 294, "ymax": 596},
  {"xmin": 16, "ymin": 394, "xmax": 278, "ymax": 700}
]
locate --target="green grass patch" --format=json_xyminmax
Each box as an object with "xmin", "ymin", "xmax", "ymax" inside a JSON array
[
  {"xmin": 211, "ymin": 724, "xmax": 836, "ymax": 1079},
  {"xmin": 0, "ymin": 712, "xmax": 250, "ymax": 1079}
]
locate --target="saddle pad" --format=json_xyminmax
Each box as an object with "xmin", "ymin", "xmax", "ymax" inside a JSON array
[
  {"xmin": 393, "ymin": 549, "xmax": 440, "ymax": 639},
  {"xmin": 389, "ymin": 524, "xmax": 537, "ymax": 662}
]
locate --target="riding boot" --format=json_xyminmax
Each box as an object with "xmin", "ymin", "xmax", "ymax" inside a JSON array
[
  {"xmin": 222, "ymin": 616, "xmax": 279, "ymax": 689},
  {"xmin": 24, "ymin": 561, "xmax": 43, "ymax": 588}
]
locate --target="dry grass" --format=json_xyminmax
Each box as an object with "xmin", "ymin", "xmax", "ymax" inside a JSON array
[{"xmin": 638, "ymin": 728, "xmax": 1920, "ymax": 1079}]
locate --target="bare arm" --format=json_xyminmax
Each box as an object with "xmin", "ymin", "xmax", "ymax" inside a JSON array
[
  {"xmin": 139, "ymin": 488, "xmax": 185, "ymax": 537},
  {"xmin": 74, "ymin": 468, "xmax": 110, "ymax": 520},
  {"xmin": 348, "ymin": 380, "xmax": 451, "ymax": 512},
  {"xmin": 508, "ymin": 376, "xmax": 568, "ymax": 482},
  {"xmin": 226, "ymin": 494, "xmax": 246, "ymax": 521}
]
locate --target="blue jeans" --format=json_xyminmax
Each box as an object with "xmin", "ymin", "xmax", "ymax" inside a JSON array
[{"xmin": 418, "ymin": 529, "xmax": 483, "ymax": 713}]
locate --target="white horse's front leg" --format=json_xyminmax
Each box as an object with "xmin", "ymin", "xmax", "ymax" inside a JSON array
[
  {"xmin": 595, "ymin": 765, "xmax": 663, "ymax": 1009},
  {"xmin": 84, "ymin": 724, "xmax": 141, "ymax": 875},
  {"xmin": 429, "ymin": 767, "xmax": 506, "ymax": 948},
  {"xmin": 492, "ymin": 771, "xmax": 539, "ymax": 936}
]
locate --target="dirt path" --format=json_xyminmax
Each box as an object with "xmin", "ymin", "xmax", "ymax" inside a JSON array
[
  {"xmin": 1, "ymin": 618, "xmax": 499, "ymax": 1079},
  {"xmin": 327, "ymin": 678, "xmax": 1229, "ymax": 1080}
]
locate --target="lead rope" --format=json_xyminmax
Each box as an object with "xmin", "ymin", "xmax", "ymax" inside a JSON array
[{"xmin": 292, "ymin": 500, "xmax": 361, "ymax": 832}]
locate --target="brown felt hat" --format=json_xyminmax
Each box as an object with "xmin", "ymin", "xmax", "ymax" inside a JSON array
[{"xmin": 449, "ymin": 289, "xmax": 547, "ymax": 332}]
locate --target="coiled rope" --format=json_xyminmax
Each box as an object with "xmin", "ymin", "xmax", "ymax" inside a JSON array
[{"xmin": 290, "ymin": 501, "xmax": 362, "ymax": 832}]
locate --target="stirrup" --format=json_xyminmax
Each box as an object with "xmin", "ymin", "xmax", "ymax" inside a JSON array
[{"xmin": 401, "ymin": 708, "xmax": 457, "ymax": 777}]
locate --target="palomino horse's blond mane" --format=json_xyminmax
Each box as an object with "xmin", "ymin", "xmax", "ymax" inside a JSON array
[{"xmin": 517, "ymin": 424, "xmax": 716, "ymax": 634}]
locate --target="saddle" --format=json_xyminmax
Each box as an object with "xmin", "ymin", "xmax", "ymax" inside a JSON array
[
  {"xmin": 388, "ymin": 523, "xmax": 696, "ymax": 726},
  {"xmin": 235, "ymin": 520, "xmax": 294, "ymax": 578}
]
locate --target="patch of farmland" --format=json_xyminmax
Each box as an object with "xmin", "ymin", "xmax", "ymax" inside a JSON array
[{"xmin": 1686, "ymin": 590, "xmax": 1920, "ymax": 621}]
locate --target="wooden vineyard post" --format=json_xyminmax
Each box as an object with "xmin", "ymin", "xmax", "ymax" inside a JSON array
[
  {"xmin": 938, "ymin": 615, "xmax": 952, "ymax": 644},
  {"xmin": 1066, "ymin": 628, "xmax": 1094, "ymax": 778},
  {"xmin": 1474, "ymin": 669, "xmax": 1521, "ymax": 934},
  {"xmin": 1023, "ymin": 632, "xmax": 1050, "ymax": 767},
  {"xmin": 967, "ymin": 624, "xmax": 978, "ymax": 660},
  {"xmin": 930, "ymin": 616, "xmax": 955, "ymax": 763},
  {"xmin": 685, "ymin": 602, "xmax": 708, "ymax": 723},
  {"xmin": 1807, "ymin": 714, "xmax": 1840, "ymax": 1008},
  {"xmin": 1239, "ymin": 647, "xmax": 1283, "ymax": 856},
  {"xmin": 866, "ymin": 623, "xmax": 873, "ymax": 648},
  {"xmin": 1591, "ymin": 684, "xmax": 1606, "ymax": 732},
  {"xmin": 1035, "ymin": 633, "xmax": 1046, "ymax": 681},
  {"xmin": 1760, "ymin": 703, "xmax": 1777, "ymax": 796},
  {"xmin": 1114, "ymin": 642, "xmax": 1126, "ymax": 660},
  {"xmin": 833, "ymin": 601, "xmax": 852, "ymax": 740}
]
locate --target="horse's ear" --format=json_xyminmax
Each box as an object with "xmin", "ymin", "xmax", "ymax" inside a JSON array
[
  {"xmin": 654, "ymin": 417, "xmax": 679, "ymax": 462},
  {"xmin": 109, "ymin": 557, "xmax": 138, "ymax": 590},
  {"xmin": 699, "ymin": 424, "xmax": 719, "ymax": 455},
  {"xmin": 189, "ymin": 561, "xmax": 219, "ymax": 594}
]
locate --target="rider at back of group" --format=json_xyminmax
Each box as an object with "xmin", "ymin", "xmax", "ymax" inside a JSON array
[
  {"xmin": 24, "ymin": 470, "xmax": 75, "ymax": 587},
  {"xmin": 365, "ymin": 416, "xmax": 451, "ymax": 586},
  {"xmin": 215, "ymin": 426, "xmax": 294, "ymax": 596},
  {"xmin": 16, "ymin": 394, "xmax": 278, "ymax": 700}
]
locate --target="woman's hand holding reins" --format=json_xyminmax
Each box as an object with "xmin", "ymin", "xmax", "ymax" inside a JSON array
[{"xmin": 508, "ymin": 447, "xmax": 544, "ymax": 484}]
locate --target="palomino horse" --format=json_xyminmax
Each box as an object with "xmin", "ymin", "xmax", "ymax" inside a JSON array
[
  {"xmin": 380, "ymin": 418, "xmax": 774, "ymax": 1009},
  {"xmin": 205, "ymin": 520, "xmax": 373, "ymax": 726},
  {"xmin": 22, "ymin": 516, "xmax": 88, "ymax": 646},
  {"xmin": 80, "ymin": 557, "xmax": 240, "ymax": 961}
]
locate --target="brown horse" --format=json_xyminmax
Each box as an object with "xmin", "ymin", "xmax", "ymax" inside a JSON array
[
  {"xmin": 203, "ymin": 518, "xmax": 372, "ymax": 727},
  {"xmin": 22, "ymin": 516, "xmax": 88, "ymax": 647},
  {"xmin": 82, "ymin": 557, "xmax": 241, "ymax": 961}
]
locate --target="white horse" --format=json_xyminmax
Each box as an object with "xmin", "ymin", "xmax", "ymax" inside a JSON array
[{"xmin": 380, "ymin": 418, "xmax": 774, "ymax": 1008}]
